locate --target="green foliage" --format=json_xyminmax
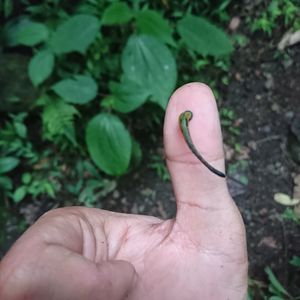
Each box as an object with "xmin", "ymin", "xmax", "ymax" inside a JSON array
[
  {"xmin": 177, "ymin": 15, "xmax": 233, "ymax": 56},
  {"xmin": 1, "ymin": 0, "xmax": 234, "ymax": 201},
  {"xmin": 86, "ymin": 113, "xmax": 132, "ymax": 176},
  {"xmin": 136, "ymin": 10, "xmax": 175, "ymax": 46},
  {"xmin": 109, "ymin": 78, "xmax": 149, "ymax": 113},
  {"xmin": 4, "ymin": 18, "xmax": 49, "ymax": 46},
  {"xmin": 220, "ymin": 107, "xmax": 241, "ymax": 148},
  {"xmin": 65, "ymin": 159, "xmax": 116, "ymax": 206},
  {"xmin": 49, "ymin": 15, "xmax": 100, "ymax": 54},
  {"xmin": 290, "ymin": 256, "xmax": 300, "ymax": 267},
  {"xmin": 12, "ymin": 172, "xmax": 57, "ymax": 203},
  {"xmin": 52, "ymin": 75, "xmax": 98, "ymax": 104},
  {"xmin": 265, "ymin": 267, "xmax": 293, "ymax": 299},
  {"xmin": 0, "ymin": 157, "xmax": 20, "ymax": 174},
  {"xmin": 282, "ymin": 207, "xmax": 300, "ymax": 225},
  {"xmin": 248, "ymin": 209, "xmax": 300, "ymax": 300},
  {"xmin": 248, "ymin": 264, "xmax": 300, "ymax": 300},
  {"xmin": 131, "ymin": 138, "xmax": 143, "ymax": 167},
  {"xmin": 122, "ymin": 34, "xmax": 177, "ymax": 108},
  {"xmin": 249, "ymin": 0, "xmax": 300, "ymax": 36},
  {"xmin": 0, "ymin": 114, "xmax": 60, "ymax": 203},
  {"xmin": 0, "ymin": 0, "xmax": 14, "ymax": 18},
  {"xmin": 28, "ymin": 50, "xmax": 55, "ymax": 86},
  {"xmin": 0, "ymin": 113, "xmax": 36, "ymax": 161},
  {"xmin": 102, "ymin": 2, "xmax": 133, "ymax": 25},
  {"xmin": 42, "ymin": 98, "xmax": 79, "ymax": 146},
  {"xmin": 148, "ymin": 154, "xmax": 170, "ymax": 181}
]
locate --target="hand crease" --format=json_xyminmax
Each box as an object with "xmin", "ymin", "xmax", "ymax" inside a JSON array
[{"xmin": 178, "ymin": 200, "xmax": 225, "ymax": 212}]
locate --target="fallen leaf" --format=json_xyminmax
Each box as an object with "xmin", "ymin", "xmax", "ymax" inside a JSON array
[
  {"xmin": 293, "ymin": 173, "xmax": 300, "ymax": 200},
  {"xmin": 224, "ymin": 143, "xmax": 234, "ymax": 160},
  {"xmin": 278, "ymin": 29, "xmax": 300, "ymax": 50},
  {"xmin": 229, "ymin": 16, "xmax": 241, "ymax": 31},
  {"xmin": 248, "ymin": 141, "xmax": 258, "ymax": 151},
  {"xmin": 236, "ymin": 146, "xmax": 250, "ymax": 160},
  {"xmin": 234, "ymin": 118, "xmax": 244, "ymax": 126},
  {"xmin": 258, "ymin": 236, "xmax": 278, "ymax": 249},
  {"xmin": 235, "ymin": 72, "xmax": 242, "ymax": 81},
  {"xmin": 274, "ymin": 192, "xmax": 300, "ymax": 206}
]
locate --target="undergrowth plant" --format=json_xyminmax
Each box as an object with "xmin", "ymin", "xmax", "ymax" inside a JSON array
[
  {"xmin": 0, "ymin": 0, "xmax": 234, "ymax": 203},
  {"xmin": 248, "ymin": 208, "xmax": 300, "ymax": 300},
  {"xmin": 249, "ymin": 0, "xmax": 300, "ymax": 36},
  {"xmin": 0, "ymin": 113, "xmax": 61, "ymax": 202}
]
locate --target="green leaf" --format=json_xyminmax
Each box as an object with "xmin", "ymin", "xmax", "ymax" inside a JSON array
[
  {"xmin": 28, "ymin": 50, "xmax": 55, "ymax": 86},
  {"xmin": 0, "ymin": 176, "xmax": 13, "ymax": 190},
  {"xmin": 42, "ymin": 99, "xmax": 79, "ymax": 145},
  {"xmin": 4, "ymin": 18, "xmax": 49, "ymax": 47},
  {"xmin": 3, "ymin": 0, "xmax": 14, "ymax": 18},
  {"xmin": 50, "ymin": 15, "xmax": 100, "ymax": 54},
  {"xmin": 122, "ymin": 35, "xmax": 177, "ymax": 109},
  {"xmin": 110, "ymin": 77, "xmax": 150, "ymax": 113},
  {"xmin": 0, "ymin": 157, "xmax": 20, "ymax": 174},
  {"xmin": 21, "ymin": 173, "xmax": 32, "ymax": 185},
  {"xmin": 86, "ymin": 113, "xmax": 132, "ymax": 175},
  {"xmin": 265, "ymin": 267, "xmax": 291, "ymax": 298},
  {"xmin": 14, "ymin": 121, "xmax": 27, "ymax": 138},
  {"xmin": 177, "ymin": 15, "xmax": 233, "ymax": 56},
  {"xmin": 290, "ymin": 255, "xmax": 300, "ymax": 267},
  {"xmin": 102, "ymin": 2, "xmax": 133, "ymax": 25},
  {"xmin": 52, "ymin": 75, "xmax": 98, "ymax": 104},
  {"xmin": 131, "ymin": 138, "xmax": 142, "ymax": 167},
  {"xmin": 43, "ymin": 182, "xmax": 55, "ymax": 198},
  {"xmin": 282, "ymin": 207, "xmax": 300, "ymax": 224},
  {"xmin": 13, "ymin": 186, "xmax": 27, "ymax": 203},
  {"xmin": 136, "ymin": 10, "xmax": 175, "ymax": 46}
]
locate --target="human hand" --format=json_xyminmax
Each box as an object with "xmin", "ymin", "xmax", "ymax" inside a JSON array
[{"xmin": 0, "ymin": 83, "xmax": 248, "ymax": 300}]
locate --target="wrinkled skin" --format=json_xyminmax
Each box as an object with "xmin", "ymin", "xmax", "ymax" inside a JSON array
[{"xmin": 0, "ymin": 83, "xmax": 248, "ymax": 300}]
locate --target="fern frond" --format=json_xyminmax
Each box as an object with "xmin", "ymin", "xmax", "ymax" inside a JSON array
[{"xmin": 42, "ymin": 99, "xmax": 79, "ymax": 146}]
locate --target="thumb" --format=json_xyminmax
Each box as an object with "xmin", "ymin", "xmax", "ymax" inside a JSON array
[
  {"xmin": 164, "ymin": 82, "xmax": 248, "ymax": 298},
  {"xmin": 164, "ymin": 83, "xmax": 245, "ymax": 241},
  {"xmin": 164, "ymin": 82, "xmax": 229, "ymax": 206}
]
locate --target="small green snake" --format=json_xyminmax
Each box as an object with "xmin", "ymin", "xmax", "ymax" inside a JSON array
[{"xmin": 179, "ymin": 110, "xmax": 226, "ymax": 178}]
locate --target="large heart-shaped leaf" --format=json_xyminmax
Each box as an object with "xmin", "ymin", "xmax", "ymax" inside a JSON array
[
  {"xmin": 4, "ymin": 18, "xmax": 49, "ymax": 47},
  {"xmin": 122, "ymin": 35, "xmax": 177, "ymax": 109},
  {"xmin": 86, "ymin": 113, "xmax": 132, "ymax": 175},
  {"xmin": 50, "ymin": 15, "xmax": 100, "ymax": 54},
  {"xmin": 102, "ymin": 2, "xmax": 133, "ymax": 25},
  {"xmin": 28, "ymin": 50, "xmax": 55, "ymax": 86},
  {"xmin": 177, "ymin": 15, "xmax": 233, "ymax": 56},
  {"xmin": 52, "ymin": 75, "xmax": 98, "ymax": 104},
  {"xmin": 110, "ymin": 77, "xmax": 150, "ymax": 113},
  {"xmin": 136, "ymin": 10, "xmax": 175, "ymax": 46},
  {"xmin": 0, "ymin": 157, "xmax": 20, "ymax": 174}
]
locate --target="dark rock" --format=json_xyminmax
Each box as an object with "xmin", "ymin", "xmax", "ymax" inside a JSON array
[{"xmin": 0, "ymin": 53, "xmax": 37, "ymax": 112}]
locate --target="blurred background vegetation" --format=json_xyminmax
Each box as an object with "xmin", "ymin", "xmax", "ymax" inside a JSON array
[{"xmin": 1, "ymin": 0, "xmax": 300, "ymax": 299}]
